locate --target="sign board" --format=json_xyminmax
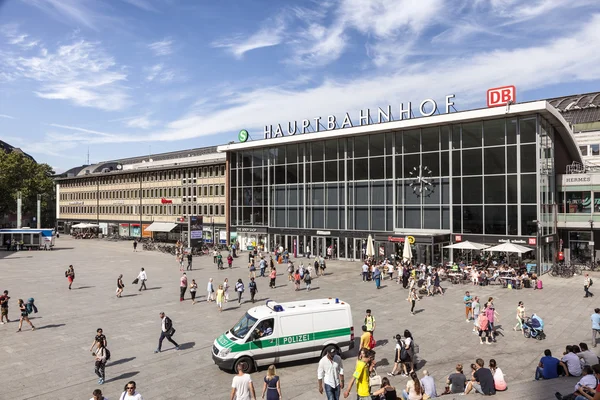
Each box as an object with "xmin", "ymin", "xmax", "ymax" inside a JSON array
[
  {"xmin": 487, "ymin": 85, "xmax": 516, "ymax": 107},
  {"xmin": 528, "ymin": 238, "xmax": 537, "ymax": 246},
  {"xmin": 190, "ymin": 216, "xmax": 203, "ymax": 240}
]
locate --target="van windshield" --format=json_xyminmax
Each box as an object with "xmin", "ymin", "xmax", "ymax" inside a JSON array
[{"xmin": 230, "ymin": 312, "xmax": 258, "ymax": 339}]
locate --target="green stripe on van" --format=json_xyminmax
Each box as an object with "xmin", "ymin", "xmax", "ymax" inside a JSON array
[{"xmin": 223, "ymin": 327, "xmax": 352, "ymax": 353}]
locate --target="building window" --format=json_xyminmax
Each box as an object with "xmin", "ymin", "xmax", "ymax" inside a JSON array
[
  {"xmin": 209, "ymin": 186, "xmax": 213, "ymax": 196},
  {"xmin": 220, "ymin": 185, "xmax": 225, "ymax": 196},
  {"xmin": 221, "ymin": 205, "xmax": 225, "ymax": 215},
  {"xmin": 592, "ymin": 145, "xmax": 600, "ymax": 156}
]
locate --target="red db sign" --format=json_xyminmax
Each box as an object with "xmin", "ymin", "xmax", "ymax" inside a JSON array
[{"xmin": 487, "ymin": 86, "xmax": 516, "ymax": 108}]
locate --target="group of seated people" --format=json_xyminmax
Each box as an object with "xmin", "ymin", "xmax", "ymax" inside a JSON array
[
  {"xmin": 535, "ymin": 344, "xmax": 600, "ymax": 400},
  {"xmin": 443, "ymin": 358, "xmax": 506, "ymax": 396}
]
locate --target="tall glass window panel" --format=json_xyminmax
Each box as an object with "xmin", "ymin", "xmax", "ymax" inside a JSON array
[
  {"xmin": 441, "ymin": 126, "xmax": 450, "ymax": 151},
  {"xmin": 507, "ymin": 119, "xmax": 517, "ymax": 145},
  {"xmin": 484, "ymin": 119, "xmax": 505, "ymax": 146},
  {"xmin": 325, "ymin": 140, "xmax": 337, "ymax": 160},
  {"xmin": 453, "ymin": 206, "xmax": 461, "ymax": 232},
  {"xmin": 253, "ymin": 187, "xmax": 265, "ymax": 206},
  {"xmin": 243, "ymin": 168, "xmax": 252, "ymax": 185},
  {"xmin": 404, "ymin": 181, "xmax": 421, "ymax": 205},
  {"xmin": 386, "ymin": 181, "xmax": 393, "ymax": 206},
  {"xmin": 371, "ymin": 181, "xmax": 385, "ymax": 205},
  {"xmin": 442, "ymin": 207, "xmax": 450, "ymax": 229},
  {"xmin": 507, "ymin": 175, "xmax": 518, "ymax": 203},
  {"xmin": 452, "ymin": 178, "xmax": 461, "ymax": 204},
  {"xmin": 355, "ymin": 207, "xmax": 368, "ymax": 230},
  {"xmin": 521, "ymin": 174, "xmax": 537, "ymax": 204},
  {"xmin": 312, "ymin": 141, "xmax": 324, "ymax": 162},
  {"xmin": 312, "ymin": 162, "xmax": 324, "ymax": 182},
  {"xmin": 242, "ymin": 207, "xmax": 252, "ymax": 225},
  {"xmin": 312, "ymin": 208, "xmax": 324, "ymax": 229},
  {"xmin": 462, "ymin": 149, "xmax": 482, "ymax": 176},
  {"xmin": 422, "ymin": 127, "xmax": 439, "ymax": 152},
  {"xmin": 452, "ymin": 151, "xmax": 461, "ymax": 176},
  {"xmin": 452, "ymin": 125, "xmax": 461, "ymax": 150},
  {"xmin": 275, "ymin": 187, "xmax": 286, "ymax": 206},
  {"xmin": 275, "ymin": 166, "xmax": 285, "ymax": 185},
  {"xmin": 423, "ymin": 180, "xmax": 440, "ymax": 205},
  {"xmin": 463, "ymin": 206, "xmax": 483, "ymax": 234},
  {"xmin": 288, "ymin": 208, "xmax": 298, "ymax": 228},
  {"xmin": 286, "ymin": 145, "xmax": 298, "ymax": 164},
  {"xmin": 354, "ymin": 158, "xmax": 368, "ymax": 181},
  {"xmin": 422, "ymin": 152, "xmax": 440, "ymax": 176},
  {"xmin": 507, "ymin": 205, "xmax": 518, "ymax": 235},
  {"xmin": 484, "ymin": 176, "xmax": 506, "ymax": 204},
  {"xmin": 485, "ymin": 205, "xmax": 506, "ymax": 234},
  {"xmin": 441, "ymin": 152, "xmax": 450, "ymax": 176},
  {"xmin": 423, "ymin": 208, "xmax": 440, "ymax": 229},
  {"xmin": 507, "ymin": 146, "xmax": 517, "ymax": 173},
  {"xmin": 521, "ymin": 145, "xmax": 536, "ymax": 173},
  {"xmin": 370, "ymin": 157, "xmax": 385, "ymax": 180},
  {"xmin": 356, "ymin": 182, "xmax": 369, "ymax": 205},
  {"xmin": 370, "ymin": 134, "xmax": 385, "ymax": 156},
  {"xmin": 385, "ymin": 133, "xmax": 393, "ymax": 156},
  {"xmin": 521, "ymin": 205, "xmax": 537, "ymax": 236},
  {"xmin": 404, "ymin": 154, "xmax": 420, "ymax": 178},
  {"xmin": 405, "ymin": 207, "xmax": 421, "ymax": 229},
  {"xmin": 347, "ymin": 183, "xmax": 354, "ymax": 205},
  {"xmin": 441, "ymin": 178, "xmax": 450, "ymax": 204},
  {"xmin": 312, "ymin": 184, "xmax": 325, "ymax": 206},
  {"xmin": 395, "ymin": 155, "xmax": 403, "ymax": 179},
  {"xmin": 462, "ymin": 122, "xmax": 482, "ymax": 148},
  {"xmin": 286, "ymin": 164, "xmax": 298, "ymax": 184},
  {"xmin": 339, "ymin": 160, "xmax": 345, "ymax": 182},
  {"xmin": 520, "ymin": 117, "xmax": 537, "ymax": 143},
  {"xmin": 326, "ymin": 208, "xmax": 338, "ymax": 229},
  {"xmin": 346, "ymin": 160, "xmax": 353, "ymax": 181},
  {"xmin": 326, "ymin": 184, "xmax": 339, "ymax": 205},
  {"xmin": 354, "ymin": 136, "xmax": 368, "ymax": 158},
  {"xmin": 385, "ymin": 157, "xmax": 393, "ymax": 180},
  {"xmin": 484, "ymin": 147, "xmax": 505, "ymax": 175},
  {"xmin": 396, "ymin": 208, "xmax": 404, "ymax": 229},
  {"xmin": 371, "ymin": 208, "xmax": 385, "ymax": 230},
  {"xmin": 403, "ymin": 130, "xmax": 420, "ymax": 153},
  {"xmin": 340, "ymin": 209, "xmax": 346, "ymax": 230},
  {"xmin": 463, "ymin": 177, "xmax": 482, "ymax": 204},
  {"xmin": 274, "ymin": 147, "xmax": 286, "ymax": 165},
  {"xmin": 325, "ymin": 161, "xmax": 337, "ymax": 182},
  {"xmin": 287, "ymin": 186, "xmax": 298, "ymax": 206},
  {"xmin": 346, "ymin": 208, "xmax": 353, "ymax": 229}
]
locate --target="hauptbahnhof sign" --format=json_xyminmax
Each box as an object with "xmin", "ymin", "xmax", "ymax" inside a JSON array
[{"xmin": 263, "ymin": 95, "xmax": 456, "ymax": 139}]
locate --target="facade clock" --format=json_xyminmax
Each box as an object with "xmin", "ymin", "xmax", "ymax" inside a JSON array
[{"xmin": 408, "ymin": 164, "xmax": 436, "ymax": 197}]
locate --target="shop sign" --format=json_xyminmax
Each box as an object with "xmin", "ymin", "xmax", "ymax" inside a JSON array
[
  {"xmin": 263, "ymin": 95, "xmax": 456, "ymax": 139},
  {"xmin": 388, "ymin": 236, "xmax": 404, "ymax": 243},
  {"xmin": 161, "ymin": 198, "xmax": 173, "ymax": 204},
  {"xmin": 69, "ymin": 201, "xmax": 84, "ymax": 205},
  {"xmin": 498, "ymin": 238, "xmax": 527, "ymax": 244},
  {"xmin": 528, "ymin": 238, "xmax": 537, "ymax": 245},
  {"xmin": 239, "ymin": 228, "xmax": 258, "ymax": 232},
  {"xmin": 561, "ymin": 175, "xmax": 594, "ymax": 185},
  {"xmin": 455, "ymin": 235, "xmax": 462, "ymax": 242},
  {"xmin": 487, "ymin": 85, "xmax": 516, "ymax": 108},
  {"xmin": 316, "ymin": 230, "xmax": 331, "ymax": 235}
]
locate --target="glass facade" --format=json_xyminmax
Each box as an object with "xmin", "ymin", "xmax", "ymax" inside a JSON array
[{"xmin": 228, "ymin": 113, "xmax": 560, "ymax": 266}]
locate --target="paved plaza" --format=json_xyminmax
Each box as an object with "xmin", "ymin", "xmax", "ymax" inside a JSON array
[{"xmin": 0, "ymin": 238, "xmax": 598, "ymax": 399}]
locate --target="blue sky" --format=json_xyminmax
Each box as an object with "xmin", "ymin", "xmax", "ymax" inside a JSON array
[{"xmin": 1, "ymin": 0, "xmax": 600, "ymax": 172}]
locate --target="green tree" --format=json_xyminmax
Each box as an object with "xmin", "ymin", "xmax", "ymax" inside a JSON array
[{"xmin": 0, "ymin": 151, "xmax": 55, "ymax": 227}]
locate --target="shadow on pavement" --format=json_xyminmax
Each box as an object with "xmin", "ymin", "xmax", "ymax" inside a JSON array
[
  {"xmin": 375, "ymin": 339, "xmax": 389, "ymax": 347},
  {"xmin": 120, "ymin": 294, "xmax": 139, "ymax": 298},
  {"xmin": 377, "ymin": 357, "xmax": 390, "ymax": 367},
  {"xmin": 145, "ymin": 287, "xmax": 162, "ymax": 291},
  {"xmin": 74, "ymin": 286, "xmax": 95, "ymax": 290},
  {"xmin": 36, "ymin": 323, "xmax": 66, "ymax": 330},
  {"xmin": 107, "ymin": 371, "xmax": 139, "ymax": 383},
  {"xmin": 108, "ymin": 357, "xmax": 136, "ymax": 367},
  {"xmin": 178, "ymin": 341, "xmax": 195, "ymax": 350}
]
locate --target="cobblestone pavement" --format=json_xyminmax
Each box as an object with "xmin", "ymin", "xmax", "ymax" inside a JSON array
[{"xmin": 0, "ymin": 237, "xmax": 597, "ymax": 399}]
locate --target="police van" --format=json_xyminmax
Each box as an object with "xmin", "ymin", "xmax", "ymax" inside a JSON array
[{"xmin": 212, "ymin": 298, "xmax": 354, "ymax": 372}]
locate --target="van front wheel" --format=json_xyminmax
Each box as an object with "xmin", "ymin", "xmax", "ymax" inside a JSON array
[
  {"xmin": 321, "ymin": 344, "xmax": 339, "ymax": 359},
  {"xmin": 234, "ymin": 356, "xmax": 254, "ymax": 374}
]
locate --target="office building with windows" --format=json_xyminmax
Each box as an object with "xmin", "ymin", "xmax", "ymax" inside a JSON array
[
  {"xmin": 55, "ymin": 146, "xmax": 227, "ymax": 243},
  {"xmin": 219, "ymin": 99, "xmax": 583, "ymax": 273}
]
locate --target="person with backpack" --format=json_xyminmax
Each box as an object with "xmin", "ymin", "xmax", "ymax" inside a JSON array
[
  {"xmin": 249, "ymin": 277, "xmax": 258, "ymax": 303},
  {"xmin": 93, "ymin": 339, "xmax": 108, "ymax": 384},
  {"xmin": 155, "ymin": 312, "xmax": 179, "ymax": 353},
  {"xmin": 16, "ymin": 299, "xmax": 35, "ymax": 332},
  {"xmin": 25, "ymin": 298, "xmax": 38, "ymax": 315},
  {"xmin": 235, "ymin": 279, "xmax": 245, "ymax": 304},
  {"xmin": 287, "ymin": 262, "xmax": 294, "ymax": 281},
  {"xmin": 584, "ymin": 274, "xmax": 594, "ymax": 298},
  {"xmin": 66, "ymin": 265, "xmax": 75, "ymax": 290},
  {"xmin": 304, "ymin": 270, "xmax": 312, "ymax": 291}
]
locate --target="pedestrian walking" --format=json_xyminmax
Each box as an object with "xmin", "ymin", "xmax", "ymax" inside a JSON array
[
  {"xmin": 361, "ymin": 262, "xmax": 369, "ymax": 282},
  {"xmin": 180, "ymin": 273, "xmax": 188, "ymax": 302},
  {"xmin": 464, "ymin": 291, "xmax": 473, "ymax": 322},
  {"xmin": 178, "ymin": 255, "xmax": 184, "ymax": 272},
  {"xmin": 217, "ymin": 252, "xmax": 224, "ymax": 269},
  {"xmin": 584, "ymin": 274, "xmax": 594, "ymax": 298},
  {"xmin": 216, "ymin": 284, "xmax": 225, "ymax": 312},
  {"xmin": 472, "ymin": 296, "xmax": 481, "ymax": 333},
  {"xmin": 231, "ymin": 363, "xmax": 256, "ymax": 400},
  {"xmin": 249, "ymin": 262, "xmax": 256, "ymax": 279},
  {"xmin": 16, "ymin": 299, "xmax": 35, "ymax": 332},
  {"xmin": 207, "ymin": 278, "xmax": 215, "ymax": 302},
  {"xmin": 120, "ymin": 381, "xmax": 144, "ymax": 400},
  {"xmin": 65, "ymin": 264, "xmax": 75, "ymax": 290},
  {"xmin": 93, "ymin": 340, "xmax": 107, "ymax": 384},
  {"xmin": 433, "ymin": 271, "xmax": 444, "ymax": 295},
  {"xmin": 116, "ymin": 274, "xmax": 124, "ymax": 298},
  {"xmin": 133, "ymin": 240, "xmax": 137, "ymax": 252},
  {"xmin": 478, "ymin": 307, "xmax": 492, "ymax": 345},
  {"xmin": 249, "ymin": 277, "xmax": 258, "ymax": 303},
  {"xmin": 318, "ymin": 347, "xmax": 344, "ymax": 400},
  {"xmin": 373, "ymin": 266, "xmax": 382, "ymax": 289},
  {"xmin": 269, "ymin": 268, "xmax": 277, "ymax": 288},
  {"xmin": 259, "ymin": 258, "xmax": 266, "ymax": 277},
  {"xmin": 287, "ymin": 263, "xmax": 294, "ymax": 281},
  {"xmin": 224, "ymin": 278, "xmax": 230, "ymax": 302},
  {"xmin": 306, "ymin": 244, "xmax": 311, "ymax": 258},
  {"xmin": 365, "ymin": 309, "xmax": 376, "ymax": 333},
  {"xmin": 187, "ymin": 253, "xmax": 193, "ymax": 271},
  {"xmin": 155, "ymin": 312, "xmax": 179, "ymax": 353},
  {"xmin": 591, "ymin": 308, "xmax": 600, "ymax": 347},
  {"xmin": 0, "ymin": 290, "xmax": 10, "ymax": 324},
  {"xmin": 213, "ymin": 249, "xmax": 218, "ymax": 264},
  {"xmin": 90, "ymin": 388, "xmax": 108, "ymax": 400},
  {"xmin": 261, "ymin": 365, "xmax": 282, "ymax": 400},
  {"xmin": 137, "ymin": 268, "xmax": 147, "ymax": 291},
  {"xmin": 304, "ymin": 270, "xmax": 312, "ymax": 291},
  {"xmin": 514, "ymin": 301, "xmax": 525, "ymax": 332},
  {"xmin": 190, "ymin": 279, "xmax": 198, "ymax": 304},
  {"xmin": 90, "ymin": 328, "xmax": 107, "ymax": 353},
  {"xmin": 294, "ymin": 270, "xmax": 301, "ymax": 291},
  {"xmin": 228, "ymin": 254, "xmax": 233, "ymax": 269},
  {"xmin": 409, "ymin": 288, "xmax": 419, "ymax": 315},
  {"xmin": 344, "ymin": 349, "xmax": 375, "ymax": 400},
  {"xmin": 236, "ymin": 279, "xmax": 245, "ymax": 304}
]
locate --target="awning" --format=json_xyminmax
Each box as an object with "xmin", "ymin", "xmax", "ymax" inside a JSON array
[{"xmin": 144, "ymin": 222, "xmax": 177, "ymax": 232}]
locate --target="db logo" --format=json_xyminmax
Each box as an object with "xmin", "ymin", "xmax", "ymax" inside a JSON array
[
  {"xmin": 487, "ymin": 85, "xmax": 516, "ymax": 108},
  {"xmin": 528, "ymin": 238, "xmax": 537, "ymax": 246}
]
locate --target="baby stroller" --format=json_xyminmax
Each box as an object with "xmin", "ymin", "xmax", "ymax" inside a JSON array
[{"xmin": 522, "ymin": 314, "xmax": 545, "ymax": 340}]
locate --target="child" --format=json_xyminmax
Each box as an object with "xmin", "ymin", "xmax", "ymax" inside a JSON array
[
  {"xmin": 227, "ymin": 254, "xmax": 233, "ymax": 269},
  {"xmin": 216, "ymin": 284, "xmax": 224, "ymax": 312}
]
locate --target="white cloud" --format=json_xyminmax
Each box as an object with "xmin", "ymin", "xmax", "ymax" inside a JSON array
[
  {"xmin": 0, "ymin": 114, "xmax": 15, "ymax": 119},
  {"xmin": 1, "ymin": 24, "xmax": 39, "ymax": 49},
  {"xmin": 121, "ymin": 0, "xmax": 158, "ymax": 12},
  {"xmin": 145, "ymin": 63, "xmax": 176, "ymax": 83},
  {"xmin": 22, "ymin": 0, "xmax": 103, "ymax": 31},
  {"xmin": 119, "ymin": 114, "xmax": 160, "ymax": 129},
  {"xmin": 148, "ymin": 38, "xmax": 173, "ymax": 56},
  {"xmin": 212, "ymin": 19, "xmax": 285, "ymax": 58},
  {"xmin": 1, "ymin": 38, "xmax": 130, "ymax": 111}
]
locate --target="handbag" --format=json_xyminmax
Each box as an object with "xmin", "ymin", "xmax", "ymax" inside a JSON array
[
  {"xmin": 132, "ymin": 278, "xmax": 139, "ymax": 285},
  {"xmin": 369, "ymin": 374, "xmax": 382, "ymax": 387},
  {"xmin": 166, "ymin": 327, "xmax": 176, "ymax": 337}
]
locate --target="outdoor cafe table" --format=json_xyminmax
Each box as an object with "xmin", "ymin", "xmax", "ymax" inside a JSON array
[{"xmin": 448, "ymin": 272, "xmax": 463, "ymax": 284}]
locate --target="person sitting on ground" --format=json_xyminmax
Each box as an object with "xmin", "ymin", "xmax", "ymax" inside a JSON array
[
  {"xmin": 578, "ymin": 343, "xmax": 598, "ymax": 367},
  {"xmin": 489, "ymin": 359, "xmax": 507, "ymax": 392},
  {"xmin": 465, "ymin": 358, "xmax": 496, "ymax": 395},
  {"xmin": 560, "ymin": 345, "xmax": 583, "ymax": 377},
  {"xmin": 555, "ymin": 365, "xmax": 598, "ymax": 400},
  {"xmin": 536, "ymin": 349, "xmax": 561, "ymax": 380},
  {"xmin": 420, "ymin": 370, "xmax": 437, "ymax": 398},
  {"xmin": 445, "ymin": 363, "xmax": 467, "ymax": 395},
  {"xmin": 372, "ymin": 376, "xmax": 397, "ymax": 400}
]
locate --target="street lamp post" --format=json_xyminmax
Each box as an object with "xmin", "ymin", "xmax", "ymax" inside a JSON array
[{"xmin": 590, "ymin": 219, "xmax": 595, "ymax": 267}]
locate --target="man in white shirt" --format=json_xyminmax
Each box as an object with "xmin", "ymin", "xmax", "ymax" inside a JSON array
[
  {"xmin": 231, "ymin": 363, "xmax": 256, "ymax": 400},
  {"xmin": 317, "ymin": 348, "xmax": 344, "ymax": 400},
  {"xmin": 137, "ymin": 268, "xmax": 147, "ymax": 291},
  {"xmin": 306, "ymin": 245, "xmax": 311, "ymax": 258},
  {"xmin": 362, "ymin": 263, "xmax": 369, "ymax": 282},
  {"xmin": 120, "ymin": 381, "xmax": 144, "ymax": 400},
  {"xmin": 560, "ymin": 346, "xmax": 583, "ymax": 377}
]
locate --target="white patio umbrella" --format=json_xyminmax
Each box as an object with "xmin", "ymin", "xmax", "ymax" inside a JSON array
[
  {"xmin": 482, "ymin": 242, "xmax": 533, "ymax": 254},
  {"xmin": 402, "ymin": 236, "xmax": 413, "ymax": 262},
  {"xmin": 366, "ymin": 234, "xmax": 375, "ymax": 258},
  {"xmin": 444, "ymin": 241, "xmax": 489, "ymax": 250}
]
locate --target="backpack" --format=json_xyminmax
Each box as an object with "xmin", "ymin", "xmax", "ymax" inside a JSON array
[
  {"xmin": 368, "ymin": 334, "xmax": 376, "ymax": 349},
  {"xmin": 590, "ymin": 279, "xmax": 594, "ymax": 287},
  {"xmin": 65, "ymin": 270, "xmax": 68, "ymax": 277},
  {"xmin": 400, "ymin": 345, "xmax": 409, "ymax": 361},
  {"xmin": 249, "ymin": 282, "xmax": 256, "ymax": 292},
  {"xmin": 288, "ymin": 265, "xmax": 294, "ymax": 273},
  {"xmin": 104, "ymin": 348, "xmax": 111, "ymax": 361}
]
